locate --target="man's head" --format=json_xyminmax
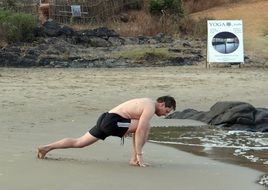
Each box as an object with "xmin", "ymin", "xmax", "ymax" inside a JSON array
[{"xmin": 155, "ymin": 96, "xmax": 176, "ymax": 116}]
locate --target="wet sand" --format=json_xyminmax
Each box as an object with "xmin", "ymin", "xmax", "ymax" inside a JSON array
[{"xmin": 0, "ymin": 66, "xmax": 267, "ymax": 190}]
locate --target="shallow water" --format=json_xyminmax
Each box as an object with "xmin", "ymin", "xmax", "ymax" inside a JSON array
[{"xmin": 149, "ymin": 126, "xmax": 268, "ymax": 187}]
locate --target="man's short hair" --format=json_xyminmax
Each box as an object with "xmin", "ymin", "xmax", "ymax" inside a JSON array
[{"xmin": 157, "ymin": 96, "xmax": 176, "ymax": 110}]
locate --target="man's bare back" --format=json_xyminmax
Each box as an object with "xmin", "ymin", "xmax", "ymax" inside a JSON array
[{"xmin": 109, "ymin": 98, "xmax": 155, "ymax": 120}]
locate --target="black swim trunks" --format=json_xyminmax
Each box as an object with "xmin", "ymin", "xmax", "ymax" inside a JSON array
[{"xmin": 89, "ymin": 112, "xmax": 131, "ymax": 140}]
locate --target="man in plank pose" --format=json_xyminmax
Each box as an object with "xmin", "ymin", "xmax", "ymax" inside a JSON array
[{"xmin": 37, "ymin": 96, "xmax": 176, "ymax": 167}]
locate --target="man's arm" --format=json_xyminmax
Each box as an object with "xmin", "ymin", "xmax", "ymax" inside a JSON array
[{"xmin": 134, "ymin": 105, "xmax": 154, "ymax": 166}]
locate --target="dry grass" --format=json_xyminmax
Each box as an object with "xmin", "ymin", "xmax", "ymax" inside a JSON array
[
  {"xmin": 43, "ymin": 0, "xmax": 229, "ymax": 36},
  {"xmin": 70, "ymin": 10, "xmax": 180, "ymax": 37},
  {"xmin": 184, "ymin": 0, "xmax": 236, "ymax": 13},
  {"xmin": 69, "ymin": 0, "xmax": 251, "ymax": 37},
  {"xmin": 110, "ymin": 11, "xmax": 210, "ymax": 37},
  {"xmin": 183, "ymin": 0, "xmax": 264, "ymax": 13},
  {"xmin": 0, "ymin": 27, "xmax": 8, "ymax": 47},
  {"xmin": 109, "ymin": 11, "xmax": 162, "ymax": 36},
  {"xmin": 69, "ymin": 10, "xmax": 207, "ymax": 37}
]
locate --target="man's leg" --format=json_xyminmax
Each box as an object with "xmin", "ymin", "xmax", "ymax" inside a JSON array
[{"xmin": 37, "ymin": 132, "xmax": 99, "ymax": 159}]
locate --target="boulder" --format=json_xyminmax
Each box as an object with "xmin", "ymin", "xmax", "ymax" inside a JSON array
[{"xmin": 42, "ymin": 20, "xmax": 62, "ymax": 37}]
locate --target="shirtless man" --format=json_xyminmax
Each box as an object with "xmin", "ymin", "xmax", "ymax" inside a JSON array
[{"xmin": 37, "ymin": 96, "xmax": 176, "ymax": 167}]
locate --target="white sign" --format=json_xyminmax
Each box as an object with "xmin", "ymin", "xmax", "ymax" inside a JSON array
[
  {"xmin": 71, "ymin": 5, "xmax": 81, "ymax": 17},
  {"xmin": 207, "ymin": 20, "xmax": 244, "ymax": 63}
]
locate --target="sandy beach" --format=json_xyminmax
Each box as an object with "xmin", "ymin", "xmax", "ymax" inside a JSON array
[{"xmin": 0, "ymin": 66, "xmax": 267, "ymax": 190}]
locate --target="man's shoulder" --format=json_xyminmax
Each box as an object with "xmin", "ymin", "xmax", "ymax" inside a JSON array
[
  {"xmin": 126, "ymin": 97, "xmax": 155, "ymax": 109},
  {"xmin": 140, "ymin": 98, "xmax": 155, "ymax": 111},
  {"xmin": 140, "ymin": 97, "xmax": 154, "ymax": 102},
  {"xmin": 137, "ymin": 98, "xmax": 154, "ymax": 106}
]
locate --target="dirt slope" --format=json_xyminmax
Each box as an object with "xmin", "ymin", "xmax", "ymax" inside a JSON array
[{"xmin": 191, "ymin": 0, "xmax": 268, "ymax": 62}]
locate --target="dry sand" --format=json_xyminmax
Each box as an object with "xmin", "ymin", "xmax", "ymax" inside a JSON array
[{"xmin": 0, "ymin": 66, "xmax": 267, "ymax": 190}]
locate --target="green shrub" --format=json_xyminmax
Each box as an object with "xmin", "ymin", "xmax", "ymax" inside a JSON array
[
  {"xmin": 0, "ymin": 9, "xmax": 37, "ymax": 43},
  {"xmin": 149, "ymin": 0, "xmax": 184, "ymax": 16},
  {"xmin": 0, "ymin": 9, "xmax": 12, "ymax": 21},
  {"xmin": 149, "ymin": 0, "xmax": 165, "ymax": 14}
]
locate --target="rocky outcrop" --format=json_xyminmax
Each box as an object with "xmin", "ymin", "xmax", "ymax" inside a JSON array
[
  {"xmin": 0, "ymin": 20, "xmax": 262, "ymax": 68},
  {"xmin": 0, "ymin": 20, "xmax": 206, "ymax": 68}
]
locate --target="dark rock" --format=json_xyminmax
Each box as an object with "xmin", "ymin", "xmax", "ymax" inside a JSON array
[
  {"xmin": 244, "ymin": 55, "xmax": 250, "ymax": 60},
  {"xmin": 138, "ymin": 36, "xmax": 150, "ymax": 44},
  {"xmin": 37, "ymin": 43, "xmax": 49, "ymax": 51},
  {"xmin": 123, "ymin": 37, "xmax": 139, "ymax": 45},
  {"xmin": 148, "ymin": 38, "xmax": 157, "ymax": 44},
  {"xmin": 42, "ymin": 37, "xmax": 59, "ymax": 44},
  {"xmin": 168, "ymin": 48, "xmax": 182, "ymax": 53},
  {"xmin": 76, "ymin": 35, "xmax": 91, "ymax": 44},
  {"xmin": 60, "ymin": 25, "xmax": 75, "ymax": 37},
  {"xmin": 183, "ymin": 42, "xmax": 191, "ymax": 47},
  {"xmin": 53, "ymin": 61, "xmax": 70, "ymax": 68},
  {"xmin": 78, "ymin": 27, "xmax": 119, "ymax": 40},
  {"xmin": 26, "ymin": 48, "xmax": 39, "ymax": 56},
  {"xmin": 92, "ymin": 27, "xmax": 119, "ymax": 38},
  {"xmin": 165, "ymin": 36, "xmax": 174, "ymax": 43},
  {"xmin": 19, "ymin": 57, "xmax": 37, "ymax": 67},
  {"xmin": 108, "ymin": 37, "xmax": 125, "ymax": 46},
  {"xmin": 43, "ymin": 20, "xmax": 62, "ymax": 37},
  {"xmin": 23, "ymin": 53, "xmax": 38, "ymax": 60},
  {"xmin": 171, "ymin": 57, "xmax": 186, "ymax": 64},
  {"xmin": 119, "ymin": 13, "xmax": 130, "ymax": 22},
  {"xmin": 156, "ymin": 32, "xmax": 165, "ymax": 38},
  {"xmin": 153, "ymin": 33, "xmax": 164, "ymax": 43},
  {"xmin": 168, "ymin": 57, "xmax": 196, "ymax": 66},
  {"xmin": 33, "ymin": 26, "xmax": 46, "ymax": 37},
  {"xmin": 0, "ymin": 52, "xmax": 20, "ymax": 66},
  {"xmin": 88, "ymin": 37, "xmax": 111, "ymax": 47},
  {"xmin": 123, "ymin": 1, "xmax": 142, "ymax": 9},
  {"xmin": 38, "ymin": 57, "xmax": 64, "ymax": 67},
  {"xmin": 3, "ymin": 46, "xmax": 21, "ymax": 54}
]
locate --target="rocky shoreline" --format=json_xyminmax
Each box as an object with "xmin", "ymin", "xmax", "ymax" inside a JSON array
[{"xmin": 0, "ymin": 20, "xmax": 265, "ymax": 68}]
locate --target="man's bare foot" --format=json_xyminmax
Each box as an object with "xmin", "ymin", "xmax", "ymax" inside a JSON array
[
  {"xmin": 37, "ymin": 146, "xmax": 49, "ymax": 159},
  {"xmin": 129, "ymin": 160, "xmax": 150, "ymax": 167},
  {"xmin": 129, "ymin": 159, "xmax": 139, "ymax": 166}
]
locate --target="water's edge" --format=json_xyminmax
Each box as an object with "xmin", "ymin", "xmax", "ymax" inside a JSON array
[{"xmin": 149, "ymin": 126, "xmax": 268, "ymax": 188}]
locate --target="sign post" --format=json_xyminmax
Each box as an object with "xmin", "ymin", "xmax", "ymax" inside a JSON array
[{"xmin": 207, "ymin": 20, "xmax": 244, "ymax": 68}]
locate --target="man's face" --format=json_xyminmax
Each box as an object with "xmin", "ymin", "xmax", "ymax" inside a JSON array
[{"xmin": 155, "ymin": 103, "xmax": 173, "ymax": 117}]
